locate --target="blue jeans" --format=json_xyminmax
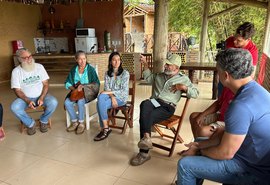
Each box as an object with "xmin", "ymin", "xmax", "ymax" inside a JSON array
[
  {"xmin": 64, "ymin": 98, "xmax": 86, "ymax": 123},
  {"xmin": 10, "ymin": 94, "xmax": 58, "ymax": 127},
  {"xmin": 177, "ymin": 156, "xmax": 266, "ymax": 185},
  {"xmin": 96, "ymin": 94, "xmax": 125, "ymax": 128}
]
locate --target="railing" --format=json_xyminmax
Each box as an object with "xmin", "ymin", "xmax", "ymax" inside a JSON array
[{"xmin": 140, "ymin": 53, "xmax": 153, "ymax": 79}]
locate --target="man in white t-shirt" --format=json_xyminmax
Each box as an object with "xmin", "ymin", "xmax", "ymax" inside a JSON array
[{"xmin": 10, "ymin": 48, "xmax": 58, "ymax": 135}]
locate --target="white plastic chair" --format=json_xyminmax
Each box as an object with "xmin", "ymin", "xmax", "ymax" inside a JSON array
[
  {"xmin": 66, "ymin": 100, "xmax": 98, "ymax": 130},
  {"xmin": 65, "ymin": 64, "xmax": 99, "ymax": 130}
]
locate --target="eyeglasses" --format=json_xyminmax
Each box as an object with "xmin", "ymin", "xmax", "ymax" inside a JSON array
[{"xmin": 20, "ymin": 55, "xmax": 32, "ymax": 60}]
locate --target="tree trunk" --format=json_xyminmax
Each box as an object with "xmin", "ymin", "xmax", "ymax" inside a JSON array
[{"xmin": 153, "ymin": 0, "xmax": 169, "ymax": 73}]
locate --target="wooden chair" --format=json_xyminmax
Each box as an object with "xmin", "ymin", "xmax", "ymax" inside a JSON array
[
  {"xmin": 108, "ymin": 74, "xmax": 136, "ymax": 134},
  {"xmin": 152, "ymin": 94, "xmax": 190, "ymax": 157},
  {"xmin": 20, "ymin": 106, "xmax": 52, "ymax": 133}
]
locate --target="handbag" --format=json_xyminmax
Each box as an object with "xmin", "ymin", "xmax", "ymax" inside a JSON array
[
  {"xmin": 83, "ymin": 82, "xmax": 100, "ymax": 103},
  {"xmin": 69, "ymin": 81, "xmax": 85, "ymax": 101}
]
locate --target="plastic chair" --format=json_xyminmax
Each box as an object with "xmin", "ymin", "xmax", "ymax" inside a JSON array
[{"xmin": 66, "ymin": 100, "xmax": 98, "ymax": 130}]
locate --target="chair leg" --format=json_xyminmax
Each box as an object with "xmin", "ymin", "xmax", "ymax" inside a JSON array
[
  {"xmin": 170, "ymin": 127, "xmax": 184, "ymax": 143},
  {"xmin": 128, "ymin": 107, "xmax": 134, "ymax": 128},
  {"xmin": 85, "ymin": 104, "xmax": 90, "ymax": 130},
  {"xmin": 48, "ymin": 119, "xmax": 52, "ymax": 129},
  {"xmin": 20, "ymin": 121, "xmax": 24, "ymax": 133},
  {"xmin": 66, "ymin": 110, "xmax": 71, "ymax": 128}
]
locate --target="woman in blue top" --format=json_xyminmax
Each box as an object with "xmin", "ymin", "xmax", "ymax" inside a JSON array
[
  {"xmin": 94, "ymin": 52, "xmax": 130, "ymax": 141},
  {"xmin": 65, "ymin": 51, "xmax": 100, "ymax": 134}
]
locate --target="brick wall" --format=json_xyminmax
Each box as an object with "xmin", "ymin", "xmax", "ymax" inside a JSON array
[
  {"xmin": 86, "ymin": 53, "xmax": 110, "ymax": 81},
  {"xmin": 87, "ymin": 52, "xmax": 141, "ymax": 81}
]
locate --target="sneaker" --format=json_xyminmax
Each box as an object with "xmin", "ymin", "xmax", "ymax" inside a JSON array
[
  {"xmin": 138, "ymin": 136, "xmax": 153, "ymax": 150},
  {"xmin": 40, "ymin": 122, "xmax": 48, "ymax": 133},
  {"xmin": 93, "ymin": 128, "xmax": 112, "ymax": 141},
  {"xmin": 76, "ymin": 123, "xmax": 85, "ymax": 135},
  {"xmin": 66, "ymin": 122, "xmax": 79, "ymax": 132},
  {"xmin": 0, "ymin": 127, "xmax": 5, "ymax": 141},
  {"xmin": 130, "ymin": 152, "xmax": 151, "ymax": 166},
  {"xmin": 27, "ymin": 123, "xmax": 36, "ymax": 135}
]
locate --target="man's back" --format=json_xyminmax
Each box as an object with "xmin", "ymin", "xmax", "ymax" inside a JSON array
[{"xmin": 225, "ymin": 81, "xmax": 270, "ymax": 180}]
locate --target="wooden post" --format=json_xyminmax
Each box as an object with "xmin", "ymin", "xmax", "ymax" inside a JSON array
[
  {"xmin": 153, "ymin": 0, "xmax": 169, "ymax": 73},
  {"xmin": 200, "ymin": 0, "xmax": 210, "ymax": 64},
  {"xmin": 262, "ymin": 2, "xmax": 270, "ymax": 52}
]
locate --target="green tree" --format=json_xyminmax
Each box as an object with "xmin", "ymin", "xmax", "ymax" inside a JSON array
[{"xmin": 168, "ymin": 0, "xmax": 266, "ymax": 53}]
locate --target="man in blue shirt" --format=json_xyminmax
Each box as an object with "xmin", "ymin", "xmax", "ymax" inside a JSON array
[{"xmin": 177, "ymin": 48, "xmax": 270, "ymax": 185}]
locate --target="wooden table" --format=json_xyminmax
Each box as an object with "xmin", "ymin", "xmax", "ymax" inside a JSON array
[{"xmin": 180, "ymin": 62, "xmax": 218, "ymax": 99}]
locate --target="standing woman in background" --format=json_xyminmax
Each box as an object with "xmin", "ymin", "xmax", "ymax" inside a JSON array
[
  {"xmin": 0, "ymin": 103, "xmax": 5, "ymax": 140},
  {"xmin": 94, "ymin": 52, "xmax": 130, "ymax": 141}
]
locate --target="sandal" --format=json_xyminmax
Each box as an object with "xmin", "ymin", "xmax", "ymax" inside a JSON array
[{"xmin": 93, "ymin": 128, "xmax": 112, "ymax": 141}]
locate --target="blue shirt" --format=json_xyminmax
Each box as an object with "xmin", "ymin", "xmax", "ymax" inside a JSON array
[
  {"xmin": 104, "ymin": 70, "xmax": 130, "ymax": 103},
  {"xmin": 225, "ymin": 81, "xmax": 270, "ymax": 181}
]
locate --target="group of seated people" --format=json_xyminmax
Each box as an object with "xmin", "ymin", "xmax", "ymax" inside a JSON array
[
  {"xmin": 9, "ymin": 48, "xmax": 129, "ymax": 142},
  {"xmin": 1, "ymin": 21, "xmax": 269, "ymax": 185}
]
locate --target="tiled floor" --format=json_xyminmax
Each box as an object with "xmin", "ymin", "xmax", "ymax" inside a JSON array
[{"xmin": 0, "ymin": 74, "xmax": 221, "ymax": 185}]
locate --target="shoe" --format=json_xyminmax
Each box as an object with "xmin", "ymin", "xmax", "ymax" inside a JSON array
[
  {"xmin": 27, "ymin": 123, "xmax": 36, "ymax": 135},
  {"xmin": 138, "ymin": 136, "xmax": 153, "ymax": 150},
  {"xmin": 93, "ymin": 128, "xmax": 112, "ymax": 141},
  {"xmin": 0, "ymin": 127, "xmax": 5, "ymax": 141},
  {"xmin": 130, "ymin": 152, "xmax": 151, "ymax": 166},
  {"xmin": 76, "ymin": 123, "xmax": 85, "ymax": 135},
  {"xmin": 66, "ymin": 122, "xmax": 79, "ymax": 132},
  {"xmin": 40, "ymin": 122, "xmax": 48, "ymax": 133}
]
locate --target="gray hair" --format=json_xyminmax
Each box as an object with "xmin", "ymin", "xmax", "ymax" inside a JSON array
[
  {"xmin": 75, "ymin": 50, "xmax": 86, "ymax": 60},
  {"xmin": 16, "ymin": 48, "xmax": 31, "ymax": 63},
  {"xmin": 16, "ymin": 48, "xmax": 30, "ymax": 57},
  {"xmin": 215, "ymin": 48, "xmax": 254, "ymax": 79}
]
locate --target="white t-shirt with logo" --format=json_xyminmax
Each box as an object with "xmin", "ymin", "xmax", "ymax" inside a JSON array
[{"xmin": 11, "ymin": 63, "xmax": 49, "ymax": 98}]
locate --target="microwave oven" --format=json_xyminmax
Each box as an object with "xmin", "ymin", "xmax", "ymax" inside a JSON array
[{"xmin": 76, "ymin": 28, "xmax": 95, "ymax": 37}]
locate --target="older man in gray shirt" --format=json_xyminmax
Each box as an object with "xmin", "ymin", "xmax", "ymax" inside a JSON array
[{"xmin": 130, "ymin": 54, "xmax": 199, "ymax": 166}]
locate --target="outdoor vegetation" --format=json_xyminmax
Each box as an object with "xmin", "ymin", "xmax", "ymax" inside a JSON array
[
  {"xmin": 125, "ymin": 0, "xmax": 266, "ymax": 54},
  {"xmin": 169, "ymin": 0, "xmax": 266, "ymax": 54}
]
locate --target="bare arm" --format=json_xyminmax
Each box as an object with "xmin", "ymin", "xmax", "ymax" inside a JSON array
[
  {"xmin": 13, "ymin": 88, "xmax": 35, "ymax": 109},
  {"xmin": 100, "ymin": 91, "xmax": 118, "ymax": 108},
  {"xmin": 37, "ymin": 80, "xmax": 49, "ymax": 106},
  {"xmin": 201, "ymin": 132, "xmax": 245, "ymax": 160},
  {"xmin": 201, "ymin": 100, "xmax": 220, "ymax": 117}
]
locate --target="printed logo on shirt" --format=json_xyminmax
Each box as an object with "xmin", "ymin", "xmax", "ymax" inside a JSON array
[{"xmin": 22, "ymin": 75, "xmax": 41, "ymax": 85}]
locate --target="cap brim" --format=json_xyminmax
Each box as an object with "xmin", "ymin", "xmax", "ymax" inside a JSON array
[{"xmin": 164, "ymin": 59, "xmax": 173, "ymax": 65}]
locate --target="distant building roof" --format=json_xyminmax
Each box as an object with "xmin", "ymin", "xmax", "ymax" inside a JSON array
[{"xmin": 124, "ymin": 3, "xmax": 154, "ymax": 17}]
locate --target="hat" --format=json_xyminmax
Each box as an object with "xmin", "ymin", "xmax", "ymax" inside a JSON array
[{"xmin": 164, "ymin": 54, "xmax": 182, "ymax": 67}]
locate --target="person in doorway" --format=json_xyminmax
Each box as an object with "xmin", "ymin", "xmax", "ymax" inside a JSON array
[
  {"xmin": 65, "ymin": 50, "xmax": 100, "ymax": 135},
  {"xmin": 130, "ymin": 54, "xmax": 199, "ymax": 166},
  {"xmin": 94, "ymin": 52, "xmax": 130, "ymax": 141},
  {"xmin": 10, "ymin": 48, "xmax": 58, "ymax": 135},
  {"xmin": 177, "ymin": 48, "xmax": 270, "ymax": 185},
  {"xmin": 0, "ymin": 103, "xmax": 5, "ymax": 141}
]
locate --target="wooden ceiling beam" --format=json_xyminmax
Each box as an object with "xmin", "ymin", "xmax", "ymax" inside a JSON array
[
  {"xmin": 212, "ymin": 0, "xmax": 268, "ymax": 9},
  {"xmin": 208, "ymin": 4, "xmax": 244, "ymax": 20}
]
